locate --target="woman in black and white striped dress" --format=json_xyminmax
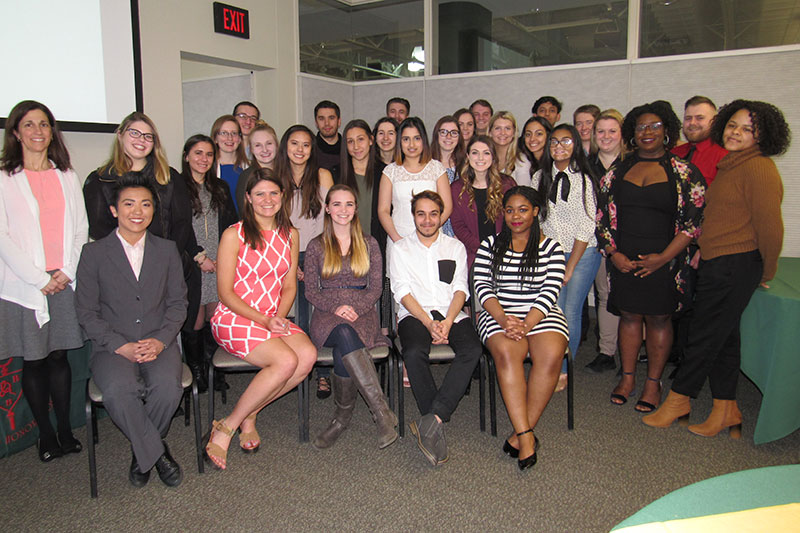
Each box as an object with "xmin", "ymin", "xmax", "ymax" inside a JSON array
[{"xmin": 473, "ymin": 186, "xmax": 568, "ymax": 470}]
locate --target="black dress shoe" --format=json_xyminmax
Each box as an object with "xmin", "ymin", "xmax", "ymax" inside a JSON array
[
  {"xmin": 129, "ymin": 454, "xmax": 151, "ymax": 487},
  {"xmin": 38, "ymin": 437, "xmax": 64, "ymax": 463},
  {"xmin": 155, "ymin": 442, "xmax": 183, "ymax": 487},
  {"xmin": 584, "ymin": 353, "xmax": 616, "ymax": 374},
  {"xmin": 59, "ymin": 433, "xmax": 83, "ymax": 455}
]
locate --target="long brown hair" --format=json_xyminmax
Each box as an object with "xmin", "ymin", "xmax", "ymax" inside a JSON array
[
  {"xmin": 458, "ymin": 135, "xmax": 505, "ymax": 225},
  {"xmin": 339, "ymin": 119, "xmax": 375, "ymax": 195},
  {"xmin": 241, "ymin": 168, "xmax": 293, "ymax": 250},
  {"xmin": 275, "ymin": 125, "xmax": 323, "ymax": 219},
  {"xmin": 1, "ymin": 100, "xmax": 71, "ymax": 173},
  {"xmin": 430, "ymin": 115, "xmax": 466, "ymax": 173},
  {"xmin": 100, "ymin": 112, "xmax": 171, "ymax": 185},
  {"xmin": 211, "ymin": 115, "xmax": 249, "ymax": 169},
  {"xmin": 181, "ymin": 134, "xmax": 230, "ymax": 215},
  {"xmin": 396, "ymin": 117, "xmax": 432, "ymax": 166},
  {"xmin": 320, "ymin": 184, "xmax": 370, "ymax": 279}
]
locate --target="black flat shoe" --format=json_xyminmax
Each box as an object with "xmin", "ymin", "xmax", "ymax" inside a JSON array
[
  {"xmin": 59, "ymin": 433, "xmax": 82, "ymax": 455},
  {"xmin": 155, "ymin": 442, "xmax": 183, "ymax": 487},
  {"xmin": 502, "ymin": 435, "xmax": 539, "ymax": 459},
  {"xmin": 129, "ymin": 453, "xmax": 151, "ymax": 487},
  {"xmin": 38, "ymin": 438, "xmax": 63, "ymax": 463}
]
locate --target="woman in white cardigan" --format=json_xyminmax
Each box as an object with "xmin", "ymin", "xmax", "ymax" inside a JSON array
[{"xmin": 0, "ymin": 101, "xmax": 88, "ymax": 462}]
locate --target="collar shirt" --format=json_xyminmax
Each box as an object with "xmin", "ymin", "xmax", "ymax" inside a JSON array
[
  {"xmin": 532, "ymin": 165, "xmax": 598, "ymax": 252},
  {"xmin": 389, "ymin": 230, "xmax": 469, "ymax": 324},
  {"xmin": 671, "ymin": 137, "xmax": 727, "ymax": 185},
  {"xmin": 116, "ymin": 229, "xmax": 146, "ymax": 280}
]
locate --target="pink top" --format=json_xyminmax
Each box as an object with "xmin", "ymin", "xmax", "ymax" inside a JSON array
[{"xmin": 26, "ymin": 169, "xmax": 65, "ymax": 271}]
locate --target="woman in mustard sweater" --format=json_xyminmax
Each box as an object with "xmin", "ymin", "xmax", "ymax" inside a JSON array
[{"xmin": 643, "ymin": 100, "xmax": 790, "ymax": 437}]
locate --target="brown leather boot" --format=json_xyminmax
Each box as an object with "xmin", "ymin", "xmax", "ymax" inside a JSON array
[
  {"xmin": 642, "ymin": 390, "xmax": 691, "ymax": 428},
  {"xmin": 343, "ymin": 349, "xmax": 398, "ymax": 449},
  {"xmin": 688, "ymin": 399, "xmax": 742, "ymax": 439},
  {"xmin": 312, "ymin": 374, "xmax": 357, "ymax": 449}
]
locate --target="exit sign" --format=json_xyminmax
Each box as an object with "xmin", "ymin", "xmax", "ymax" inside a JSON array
[{"xmin": 213, "ymin": 2, "xmax": 249, "ymax": 39}]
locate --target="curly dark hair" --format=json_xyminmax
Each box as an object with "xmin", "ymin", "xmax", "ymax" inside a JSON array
[
  {"xmin": 621, "ymin": 100, "xmax": 681, "ymax": 152},
  {"xmin": 710, "ymin": 99, "xmax": 791, "ymax": 156}
]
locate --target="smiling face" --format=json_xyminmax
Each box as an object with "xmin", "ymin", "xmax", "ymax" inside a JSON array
[
  {"xmin": 471, "ymin": 104, "xmax": 492, "ymax": 132},
  {"xmin": 15, "ymin": 109, "xmax": 52, "ymax": 157},
  {"xmin": 457, "ymin": 113, "xmax": 475, "ymax": 142},
  {"xmin": 315, "ymin": 107, "xmax": 340, "ymax": 141},
  {"xmin": 216, "ymin": 120, "xmax": 241, "ymax": 154},
  {"xmin": 185, "ymin": 141, "xmax": 215, "ymax": 181},
  {"xmin": 287, "ymin": 130, "xmax": 313, "ymax": 166},
  {"xmin": 490, "ymin": 118, "xmax": 514, "ymax": 147},
  {"xmin": 376, "ymin": 122, "xmax": 397, "ymax": 154},
  {"xmin": 250, "ymin": 130, "xmax": 277, "ymax": 168},
  {"xmin": 326, "ymin": 189, "xmax": 357, "ymax": 228},
  {"xmin": 247, "ymin": 179, "xmax": 282, "ymax": 219},
  {"xmin": 400, "ymin": 126, "xmax": 423, "ymax": 162},
  {"xmin": 634, "ymin": 112, "xmax": 666, "ymax": 156},
  {"xmin": 683, "ymin": 103, "xmax": 716, "ymax": 144},
  {"xmin": 524, "ymin": 121, "xmax": 548, "ymax": 159},
  {"xmin": 413, "ymin": 197, "xmax": 441, "ymax": 239},
  {"xmin": 722, "ymin": 108, "xmax": 758, "ymax": 152},
  {"xmin": 110, "ymin": 186, "xmax": 154, "ymax": 242},
  {"xmin": 119, "ymin": 120, "xmax": 154, "ymax": 165},
  {"xmin": 549, "ymin": 128, "xmax": 575, "ymax": 170},
  {"xmin": 437, "ymin": 121, "xmax": 460, "ymax": 152},
  {"xmin": 234, "ymin": 104, "xmax": 259, "ymax": 136},
  {"xmin": 387, "ymin": 102, "xmax": 408, "ymax": 122},
  {"xmin": 345, "ymin": 127, "xmax": 373, "ymax": 163},
  {"xmin": 467, "ymin": 141, "xmax": 493, "ymax": 175},
  {"xmin": 574, "ymin": 112, "xmax": 595, "ymax": 144},
  {"xmin": 536, "ymin": 102, "xmax": 560, "ymax": 126},
  {"xmin": 594, "ymin": 118, "xmax": 622, "ymax": 156},
  {"xmin": 503, "ymin": 194, "xmax": 538, "ymax": 236}
]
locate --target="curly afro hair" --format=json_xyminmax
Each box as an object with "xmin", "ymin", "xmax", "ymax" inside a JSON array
[
  {"xmin": 621, "ymin": 100, "xmax": 681, "ymax": 152},
  {"xmin": 710, "ymin": 99, "xmax": 791, "ymax": 156}
]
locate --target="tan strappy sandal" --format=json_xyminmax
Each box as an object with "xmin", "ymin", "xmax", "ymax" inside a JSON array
[{"xmin": 204, "ymin": 419, "xmax": 235, "ymax": 470}]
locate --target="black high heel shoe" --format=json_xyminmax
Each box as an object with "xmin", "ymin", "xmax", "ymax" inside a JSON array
[
  {"xmin": 502, "ymin": 434, "xmax": 540, "ymax": 459},
  {"xmin": 516, "ymin": 429, "xmax": 537, "ymax": 471}
]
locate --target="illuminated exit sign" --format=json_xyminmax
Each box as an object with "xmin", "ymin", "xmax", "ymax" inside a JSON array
[{"xmin": 213, "ymin": 2, "xmax": 250, "ymax": 39}]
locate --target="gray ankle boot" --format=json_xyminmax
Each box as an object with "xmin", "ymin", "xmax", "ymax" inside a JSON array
[
  {"xmin": 312, "ymin": 374, "xmax": 357, "ymax": 449},
  {"xmin": 342, "ymin": 348, "xmax": 398, "ymax": 449}
]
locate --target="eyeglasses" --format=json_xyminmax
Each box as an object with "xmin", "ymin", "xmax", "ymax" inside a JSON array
[
  {"xmin": 549, "ymin": 137, "xmax": 574, "ymax": 147},
  {"xmin": 126, "ymin": 128, "xmax": 155, "ymax": 143},
  {"xmin": 235, "ymin": 112, "xmax": 258, "ymax": 122},
  {"xmin": 438, "ymin": 129, "xmax": 460, "ymax": 138},
  {"xmin": 635, "ymin": 122, "xmax": 664, "ymax": 133},
  {"xmin": 217, "ymin": 131, "xmax": 241, "ymax": 139}
]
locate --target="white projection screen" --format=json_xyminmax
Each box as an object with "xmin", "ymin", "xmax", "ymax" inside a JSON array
[{"xmin": 0, "ymin": 0, "xmax": 141, "ymax": 132}]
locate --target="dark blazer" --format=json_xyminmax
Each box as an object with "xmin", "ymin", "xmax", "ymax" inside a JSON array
[
  {"xmin": 75, "ymin": 231, "xmax": 188, "ymax": 361},
  {"xmin": 450, "ymin": 173, "xmax": 516, "ymax": 267}
]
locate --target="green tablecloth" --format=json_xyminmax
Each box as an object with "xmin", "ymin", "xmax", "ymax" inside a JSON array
[
  {"xmin": 612, "ymin": 464, "xmax": 800, "ymax": 530},
  {"xmin": 740, "ymin": 257, "xmax": 800, "ymax": 444}
]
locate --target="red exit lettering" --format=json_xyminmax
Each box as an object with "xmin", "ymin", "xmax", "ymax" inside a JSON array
[{"xmin": 224, "ymin": 8, "xmax": 244, "ymax": 33}]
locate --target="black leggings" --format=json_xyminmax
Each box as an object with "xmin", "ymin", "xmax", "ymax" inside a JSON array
[
  {"xmin": 22, "ymin": 350, "xmax": 73, "ymax": 442},
  {"xmin": 323, "ymin": 324, "xmax": 365, "ymax": 377}
]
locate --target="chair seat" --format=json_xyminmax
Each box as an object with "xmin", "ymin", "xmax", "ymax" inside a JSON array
[
  {"xmin": 212, "ymin": 347, "xmax": 257, "ymax": 370},
  {"xmin": 316, "ymin": 345, "xmax": 391, "ymax": 364},
  {"xmin": 395, "ymin": 338, "xmax": 456, "ymax": 362},
  {"xmin": 88, "ymin": 363, "xmax": 193, "ymax": 403}
]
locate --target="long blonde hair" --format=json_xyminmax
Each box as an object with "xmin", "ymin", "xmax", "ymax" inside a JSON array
[
  {"xmin": 459, "ymin": 135, "xmax": 505, "ymax": 225},
  {"xmin": 320, "ymin": 185, "xmax": 370, "ymax": 279},
  {"xmin": 101, "ymin": 112, "xmax": 171, "ymax": 185},
  {"xmin": 488, "ymin": 111, "xmax": 518, "ymax": 173}
]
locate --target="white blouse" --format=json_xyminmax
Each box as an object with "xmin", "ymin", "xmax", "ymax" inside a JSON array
[
  {"xmin": 532, "ymin": 164, "xmax": 598, "ymax": 252},
  {"xmin": 383, "ymin": 159, "xmax": 446, "ymax": 239}
]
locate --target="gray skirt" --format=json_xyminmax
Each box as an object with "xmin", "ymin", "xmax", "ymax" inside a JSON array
[{"xmin": 0, "ymin": 285, "xmax": 85, "ymax": 361}]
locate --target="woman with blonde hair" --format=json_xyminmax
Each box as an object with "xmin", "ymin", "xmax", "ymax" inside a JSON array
[
  {"xmin": 488, "ymin": 111, "xmax": 518, "ymax": 175},
  {"xmin": 305, "ymin": 184, "xmax": 396, "ymax": 449},
  {"xmin": 236, "ymin": 122, "xmax": 279, "ymax": 214}
]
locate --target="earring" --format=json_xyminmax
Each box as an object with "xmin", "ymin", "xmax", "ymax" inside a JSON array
[
  {"xmin": 663, "ymin": 134, "xmax": 670, "ymax": 146},
  {"xmin": 629, "ymin": 138, "xmax": 637, "ymax": 148}
]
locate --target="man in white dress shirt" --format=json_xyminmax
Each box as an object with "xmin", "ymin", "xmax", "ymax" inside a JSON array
[{"xmin": 390, "ymin": 190, "xmax": 482, "ymax": 466}]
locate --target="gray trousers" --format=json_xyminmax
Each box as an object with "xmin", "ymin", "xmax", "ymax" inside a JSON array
[{"xmin": 90, "ymin": 347, "xmax": 182, "ymax": 471}]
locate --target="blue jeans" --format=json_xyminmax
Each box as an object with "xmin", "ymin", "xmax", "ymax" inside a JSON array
[
  {"xmin": 558, "ymin": 246, "xmax": 601, "ymax": 371},
  {"xmin": 323, "ymin": 324, "xmax": 365, "ymax": 377}
]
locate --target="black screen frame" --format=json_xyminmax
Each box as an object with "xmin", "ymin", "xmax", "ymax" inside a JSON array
[{"xmin": 0, "ymin": 0, "xmax": 143, "ymax": 133}]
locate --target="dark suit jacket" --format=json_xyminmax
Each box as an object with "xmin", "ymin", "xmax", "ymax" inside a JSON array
[{"xmin": 75, "ymin": 231, "xmax": 188, "ymax": 361}]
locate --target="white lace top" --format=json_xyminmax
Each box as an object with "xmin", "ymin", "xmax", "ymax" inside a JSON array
[
  {"xmin": 532, "ymin": 165, "xmax": 598, "ymax": 252},
  {"xmin": 383, "ymin": 159, "xmax": 446, "ymax": 239}
]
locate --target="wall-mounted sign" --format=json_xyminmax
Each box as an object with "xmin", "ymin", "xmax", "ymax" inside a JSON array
[{"xmin": 213, "ymin": 2, "xmax": 249, "ymax": 39}]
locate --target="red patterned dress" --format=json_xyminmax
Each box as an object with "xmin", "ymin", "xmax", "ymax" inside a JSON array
[{"xmin": 211, "ymin": 222, "xmax": 303, "ymax": 358}]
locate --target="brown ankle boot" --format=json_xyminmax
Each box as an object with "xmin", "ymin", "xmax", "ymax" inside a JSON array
[
  {"xmin": 642, "ymin": 390, "xmax": 691, "ymax": 428},
  {"xmin": 312, "ymin": 374, "xmax": 357, "ymax": 449},
  {"xmin": 688, "ymin": 399, "xmax": 742, "ymax": 438}
]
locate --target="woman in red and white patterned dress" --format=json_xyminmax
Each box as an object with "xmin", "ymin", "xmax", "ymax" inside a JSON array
[{"xmin": 206, "ymin": 168, "xmax": 316, "ymax": 469}]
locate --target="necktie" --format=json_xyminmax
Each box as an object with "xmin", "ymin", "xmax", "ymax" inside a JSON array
[
  {"xmin": 549, "ymin": 171, "xmax": 570, "ymax": 203},
  {"xmin": 685, "ymin": 144, "xmax": 697, "ymax": 163}
]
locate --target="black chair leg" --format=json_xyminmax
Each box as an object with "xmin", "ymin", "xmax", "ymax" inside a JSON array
[
  {"xmin": 191, "ymin": 380, "xmax": 204, "ymax": 474},
  {"xmin": 488, "ymin": 358, "xmax": 497, "ymax": 437},
  {"xmin": 207, "ymin": 365, "xmax": 215, "ymax": 433},
  {"xmin": 86, "ymin": 394, "xmax": 98, "ymax": 498},
  {"xmin": 567, "ymin": 352, "xmax": 574, "ymax": 430},
  {"xmin": 397, "ymin": 358, "xmax": 405, "ymax": 438},
  {"xmin": 479, "ymin": 353, "xmax": 486, "ymax": 432},
  {"xmin": 184, "ymin": 389, "xmax": 190, "ymax": 427}
]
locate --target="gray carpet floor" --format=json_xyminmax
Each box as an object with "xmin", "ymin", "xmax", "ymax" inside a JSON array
[{"xmin": 2, "ymin": 323, "xmax": 799, "ymax": 532}]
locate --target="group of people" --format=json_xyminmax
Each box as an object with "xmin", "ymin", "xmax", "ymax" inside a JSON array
[{"xmin": 0, "ymin": 90, "xmax": 788, "ymax": 484}]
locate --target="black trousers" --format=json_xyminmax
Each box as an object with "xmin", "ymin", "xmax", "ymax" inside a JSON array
[
  {"xmin": 398, "ymin": 313, "xmax": 481, "ymax": 422},
  {"xmin": 672, "ymin": 251, "xmax": 763, "ymax": 400}
]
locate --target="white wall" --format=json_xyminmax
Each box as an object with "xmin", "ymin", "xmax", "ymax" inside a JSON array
[{"xmin": 297, "ymin": 47, "xmax": 800, "ymax": 256}]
